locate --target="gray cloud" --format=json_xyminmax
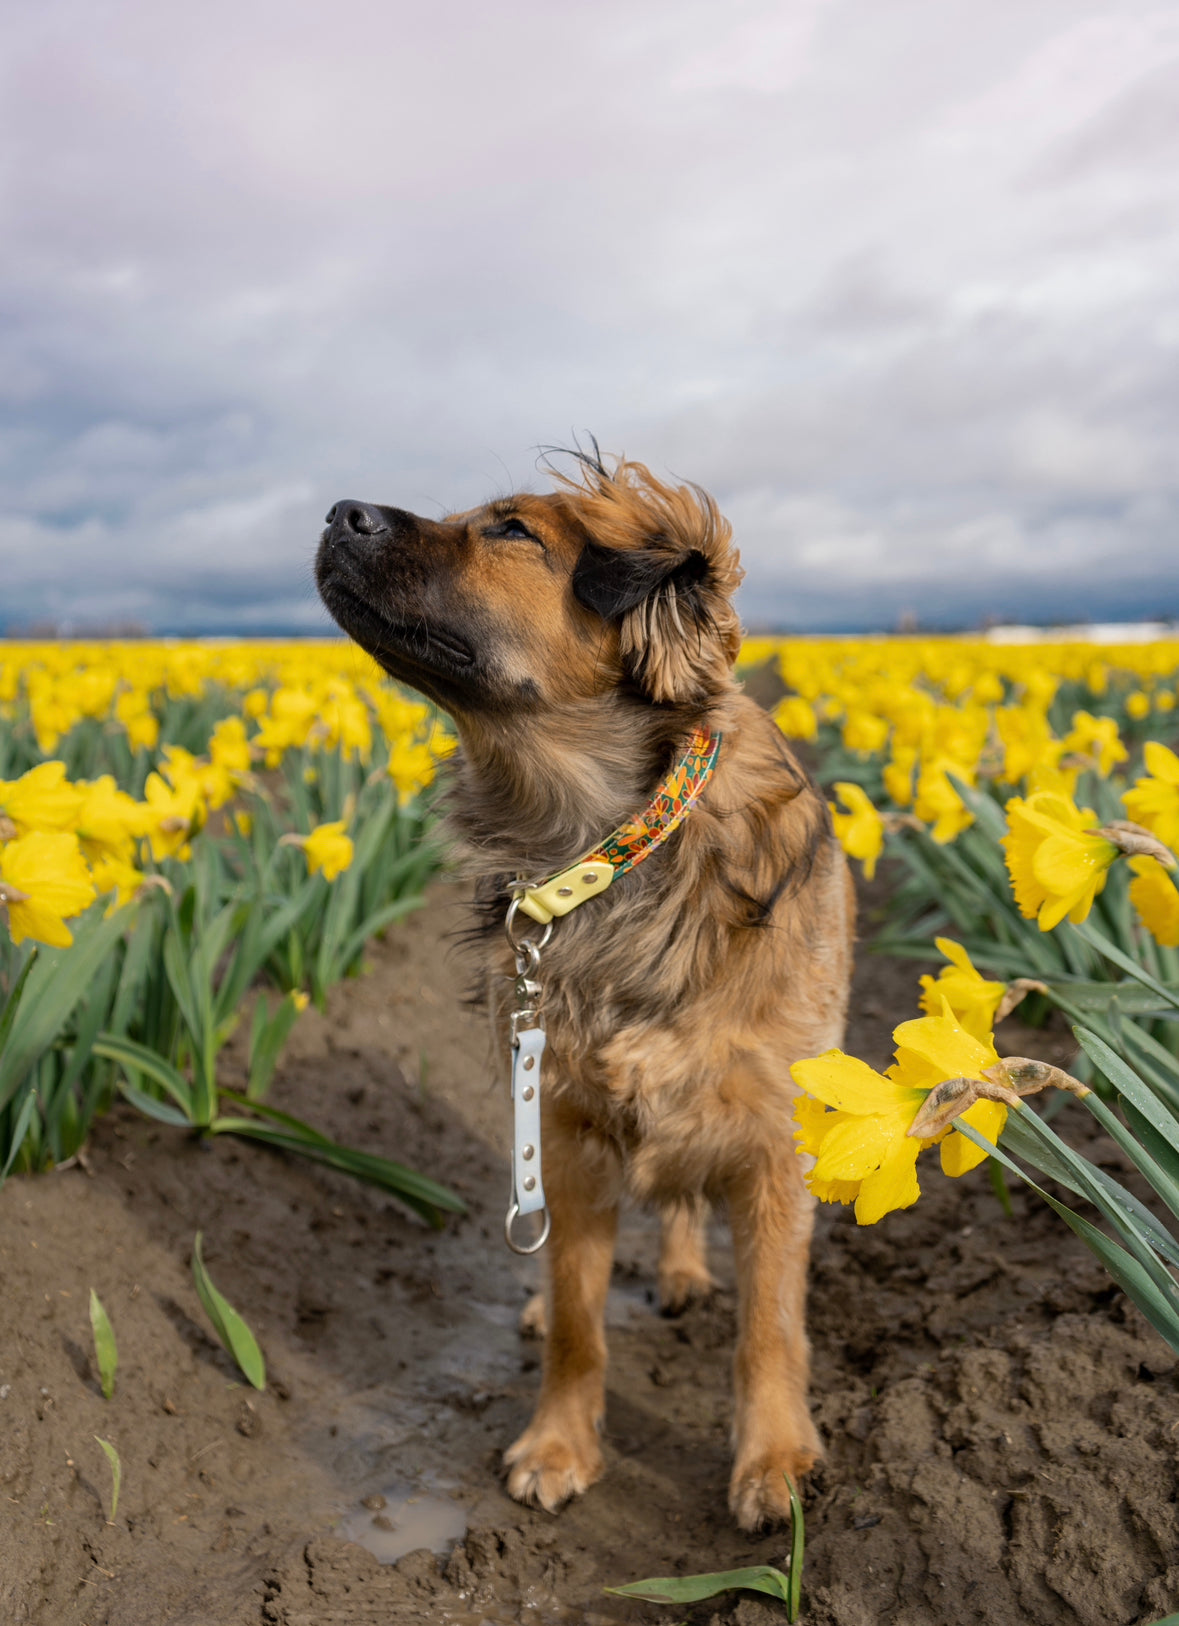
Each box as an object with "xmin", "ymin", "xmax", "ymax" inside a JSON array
[{"xmin": 1, "ymin": 0, "xmax": 1177, "ymax": 633}]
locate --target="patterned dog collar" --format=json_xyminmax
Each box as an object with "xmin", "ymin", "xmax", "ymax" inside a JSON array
[{"xmin": 516, "ymin": 726, "xmax": 723, "ymax": 924}]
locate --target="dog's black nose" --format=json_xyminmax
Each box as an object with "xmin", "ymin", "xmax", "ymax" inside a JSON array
[{"xmin": 324, "ymin": 501, "xmax": 389, "ymax": 538}]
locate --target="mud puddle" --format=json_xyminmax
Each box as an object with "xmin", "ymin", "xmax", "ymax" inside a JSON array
[{"xmin": 338, "ymin": 1484, "xmax": 467, "ymax": 1563}]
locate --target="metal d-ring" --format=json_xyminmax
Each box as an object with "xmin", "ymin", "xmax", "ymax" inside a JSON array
[
  {"xmin": 504, "ymin": 894, "xmax": 555, "ymax": 957},
  {"xmin": 504, "ymin": 1200, "xmax": 551, "ymax": 1256}
]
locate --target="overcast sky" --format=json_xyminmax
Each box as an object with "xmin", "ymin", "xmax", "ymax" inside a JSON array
[{"xmin": 3, "ymin": 0, "xmax": 1178, "ymax": 634}]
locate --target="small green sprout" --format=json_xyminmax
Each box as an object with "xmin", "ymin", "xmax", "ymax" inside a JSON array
[
  {"xmin": 94, "ymin": 1437, "xmax": 122, "ymax": 1523},
  {"xmin": 606, "ymin": 1474, "xmax": 805, "ymax": 1622},
  {"xmin": 191, "ymin": 1232, "xmax": 266, "ymax": 1390},
  {"xmin": 88, "ymin": 1289, "xmax": 118, "ymax": 1400}
]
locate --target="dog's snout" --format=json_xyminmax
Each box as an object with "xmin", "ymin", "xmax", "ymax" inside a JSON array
[{"xmin": 324, "ymin": 500, "xmax": 389, "ymax": 541}]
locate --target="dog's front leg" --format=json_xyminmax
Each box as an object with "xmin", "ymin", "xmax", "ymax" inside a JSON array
[
  {"xmin": 504, "ymin": 1096, "xmax": 620, "ymax": 1513},
  {"xmin": 726, "ymin": 1150, "xmax": 822, "ymax": 1531}
]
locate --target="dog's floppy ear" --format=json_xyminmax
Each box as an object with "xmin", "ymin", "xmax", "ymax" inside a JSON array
[
  {"xmin": 572, "ymin": 541, "xmax": 709, "ymax": 622},
  {"xmin": 562, "ymin": 459, "xmax": 743, "ymax": 704}
]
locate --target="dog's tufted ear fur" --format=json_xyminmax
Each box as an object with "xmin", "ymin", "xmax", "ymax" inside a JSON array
[{"xmin": 560, "ymin": 456, "xmax": 744, "ymax": 705}]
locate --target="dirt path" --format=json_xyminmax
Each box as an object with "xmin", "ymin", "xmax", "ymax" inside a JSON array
[{"xmin": 1, "ymin": 874, "xmax": 1176, "ymax": 1626}]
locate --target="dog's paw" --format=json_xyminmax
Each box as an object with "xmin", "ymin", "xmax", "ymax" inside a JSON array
[
  {"xmin": 658, "ymin": 1262, "xmax": 718, "ymax": 1316},
  {"xmin": 728, "ymin": 1440, "xmax": 820, "ymax": 1533},
  {"xmin": 504, "ymin": 1422, "xmax": 604, "ymax": 1513},
  {"xmin": 519, "ymin": 1291, "xmax": 547, "ymax": 1338}
]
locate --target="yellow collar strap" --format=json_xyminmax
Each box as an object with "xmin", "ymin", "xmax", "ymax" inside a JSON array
[{"xmin": 515, "ymin": 726, "xmax": 723, "ymax": 925}]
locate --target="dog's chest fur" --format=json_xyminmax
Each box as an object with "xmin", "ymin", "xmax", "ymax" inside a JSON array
[{"xmin": 452, "ymin": 694, "xmax": 855, "ymax": 1203}]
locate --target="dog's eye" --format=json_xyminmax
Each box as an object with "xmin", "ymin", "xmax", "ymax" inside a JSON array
[{"xmin": 485, "ymin": 517, "xmax": 536, "ymax": 542}]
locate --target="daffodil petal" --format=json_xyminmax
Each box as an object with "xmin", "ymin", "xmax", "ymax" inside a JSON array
[
  {"xmin": 791, "ymin": 1052, "xmax": 908, "ymax": 1114},
  {"xmin": 812, "ymin": 1104, "xmax": 914, "ymax": 1181},
  {"xmin": 854, "ymin": 1136, "xmax": 922, "ymax": 1225},
  {"xmin": 940, "ymin": 1099, "xmax": 1008, "ymax": 1176},
  {"xmin": 1143, "ymin": 741, "xmax": 1179, "ymax": 785},
  {"xmin": 891, "ymin": 1011, "xmax": 996, "ymax": 1086},
  {"xmin": 6, "ymin": 898, "xmax": 75, "ymax": 948},
  {"xmin": 792, "ymin": 1095, "xmax": 839, "ymax": 1158},
  {"xmin": 934, "ymin": 937, "xmax": 971, "ymax": 972},
  {"xmin": 807, "ymin": 1172, "xmax": 861, "ymax": 1205}
]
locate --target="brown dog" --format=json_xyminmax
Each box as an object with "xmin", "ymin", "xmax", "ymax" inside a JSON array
[{"xmin": 316, "ymin": 450, "xmax": 854, "ymax": 1530}]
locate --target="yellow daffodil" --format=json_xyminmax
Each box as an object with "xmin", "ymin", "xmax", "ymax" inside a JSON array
[
  {"xmin": 883, "ymin": 745, "xmax": 917, "ymax": 808},
  {"xmin": 1123, "ymin": 742, "xmax": 1179, "ymax": 853},
  {"xmin": 1024, "ymin": 760, "xmax": 1080, "ymax": 799},
  {"xmin": 918, "ymin": 938, "xmax": 1005, "ymax": 1042},
  {"xmin": 253, "ymin": 688, "xmax": 320, "ymax": 766},
  {"xmin": 115, "ymin": 688, "xmax": 160, "ymax": 752},
  {"xmin": 1002, "ymin": 791, "xmax": 1117, "ymax": 930},
  {"xmin": 388, "ymin": 734, "xmax": 454, "ymax": 800},
  {"xmin": 913, "ymin": 756, "xmax": 975, "ymax": 844},
  {"xmin": 25, "ymin": 684, "xmax": 74, "ymax": 754},
  {"xmin": 791, "ymin": 1094, "xmax": 861, "ymax": 1205},
  {"xmin": 994, "ymin": 706, "xmax": 1064, "ymax": 787},
  {"xmin": 90, "ymin": 852, "xmax": 146, "ymax": 911},
  {"xmin": 970, "ymin": 670, "xmax": 1005, "ymax": 705},
  {"xmin": 209, "ymin": 714, "xmax": 253, "ymax": 775},
  {"xmin": 842, "ymin": 710, "xmax": 890, "ymax": 755},
  {"xmin": 160, "ymin": 744, "xmax": 238, "ymax": 813},
  {"xmin": 315, "ymin": 687, "xmax": 374, "ymax": 761},
  {"xmin": 75, "ymin": 775, "xmax": 148, "ymax": 864},
  {"xmin": 791, "ymin": 1050, "xmax": 928, "ymax": 1224},
  {"xmin": 1128, "ymin": 856, "xmax": 1179, "ymax": 948},
  {"xmin": 889, "ymin": 1006, "xmax": 1007, "ymax": 1177},
  {"xmin": 1021, "ymin": 669, "xmax": 1059, "ymax": 711},
  {"xmin": 773, "ymin": 696, "xmax": 818, "ymax": 742},
  {"xmin": 0, "ymin": 831, "xmax": 97, "ymax": 947},
  {"xmin": 829, "ymin": 782, "xmax": 884, "ymax": 880},
  {"xmin": 791, "ymin": 1002, "xmax": 1007, "ymax": 1224},
  {"xmin": 301, "ymin": 821, "xmax": 354, "ymax": 881},
  {"xmin": 0, "ymin": 761, "xmax": 85, "ymax": 838},
  {"xmin": 1062, "ymin": 710, "xmax": 1127, "ymax": 776},
  {"xmin": 367, "ymin": 690, "xmax": 433, "ymax": 743},
  {"xmin": 210, "ymin": 713, "xmax": 250, "ymax": 767},
  {"xmin": 142, "ymin": 772, "xmax": 205, "ymax": 862},
  {"xmin": 929, "ymin": 702, "xmax": 989, "ymax": 771}
]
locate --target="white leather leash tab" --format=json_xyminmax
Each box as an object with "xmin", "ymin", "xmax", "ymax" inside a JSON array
[
  {"xmin": 503, "ymin": 894, "xmax": 552, "ymax": 1255},
  {"xmin": 512, "ymin": 1026, "xmax": 546, "ymax": 1213},
  {"xmin": 505, "ymin": 1024, "xmax": 550, "ymax": 1253}
]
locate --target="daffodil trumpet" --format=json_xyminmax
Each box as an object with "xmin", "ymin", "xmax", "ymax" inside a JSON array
[{"xmin": 906, "ymin": 1057, "xmax": 1091, "ymax": 1142}]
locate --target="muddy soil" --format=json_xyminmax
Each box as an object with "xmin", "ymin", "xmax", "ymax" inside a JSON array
[{"xmin": 1, "ymin": 874, "xmax": 1177, "ymax": 1626}]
